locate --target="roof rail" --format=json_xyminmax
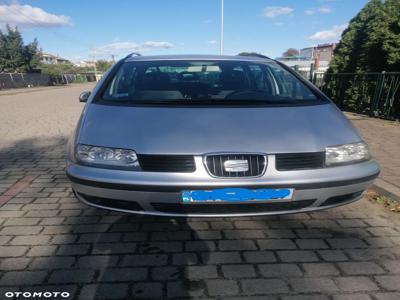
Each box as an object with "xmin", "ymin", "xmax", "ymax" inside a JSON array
[
  {"xmin": 125, "ymin": 52, "xmax": 142, "ymax": 59},
  {"xmin": 237, "ymin": 53, "xmax": 271, "ymax": 59},
  {"xmin": 254, "ymin": 54, "xmax": 271, "ymax": 59}
]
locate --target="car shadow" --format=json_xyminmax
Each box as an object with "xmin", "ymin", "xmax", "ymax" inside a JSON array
[
  {"xmin": 0, "ymin": 136, "xmax": 68, "ymax": 177},
  {"xmin": 81, "ymin": 213, "xmax": 210, "ymax": 299}
]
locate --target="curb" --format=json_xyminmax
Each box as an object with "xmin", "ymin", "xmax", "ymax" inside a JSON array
[{"xmin": 372, "ymin": 178, "xmax": 400, "ymax": 202}]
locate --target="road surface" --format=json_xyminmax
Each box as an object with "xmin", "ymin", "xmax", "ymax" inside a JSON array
[{"xmin": 0, "ymin": 84, "xmax": 399, "ymax": 299}]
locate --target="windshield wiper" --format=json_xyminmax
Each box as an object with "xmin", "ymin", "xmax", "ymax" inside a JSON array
[
  {"xmin": 206, "ymin": 99, "xmax": 280, "ymax": 104},
  {"xmin": 224, "ymin": 89, "xmax": 265, "ymax": 98},
  {"xmin": 137, "ymin": 99, "xmax": 285, "ymax": 105}
]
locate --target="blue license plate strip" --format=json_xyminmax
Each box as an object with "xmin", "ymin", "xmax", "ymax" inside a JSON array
[{"xmin": 182, "ymin": 188, "xmax": 294, "ymax": 203}]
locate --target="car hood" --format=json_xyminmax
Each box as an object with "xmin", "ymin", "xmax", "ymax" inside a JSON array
[{"xmin": 78, "ymin": 103, "xmax": 361, "ymax": 154}]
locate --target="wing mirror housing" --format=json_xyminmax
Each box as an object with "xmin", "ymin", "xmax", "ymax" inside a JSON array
[{"xmin": 79, "ymin": 91, "xmax": 91, "ymax": 103}]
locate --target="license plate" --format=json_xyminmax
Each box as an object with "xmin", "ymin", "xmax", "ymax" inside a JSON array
[{"xmin": 182, "ymin": 188, "xmax": 294, "ymax": 203}]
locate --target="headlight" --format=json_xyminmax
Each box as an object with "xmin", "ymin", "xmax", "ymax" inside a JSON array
[
  {"xmin": 76, "ymin": 144, "xmax": 139, "ymax": 168},
  {"xmin": 325, "ymin": 141, "xmax": 371, "ymax": 166}
]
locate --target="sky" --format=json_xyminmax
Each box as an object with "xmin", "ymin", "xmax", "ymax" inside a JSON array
[{"xmin": 0, "ymin": 0, "xmax": 369, "ymax": 62}]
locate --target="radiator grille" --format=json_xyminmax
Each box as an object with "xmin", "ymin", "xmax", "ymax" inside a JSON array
[
  {"xmin": 138, "ymin": 155, "xmax": 196, "ymax": 172},
  {"xmin": 152, "ymin": 199, "xmax": 316, "ymax": 215},
  {"xmin": 205, "ymin": 154, "xmax": 266, "ymax": 177},
  {"xmin": 275, "ymin": 152, "xmax": 325, "ymax": 171}
]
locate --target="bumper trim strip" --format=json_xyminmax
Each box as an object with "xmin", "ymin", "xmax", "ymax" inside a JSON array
[{"xmin": 66, "ymin": 171, "xmax": 379, "ymax": 192}]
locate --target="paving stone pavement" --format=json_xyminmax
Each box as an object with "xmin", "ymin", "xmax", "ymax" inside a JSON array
[
  {"xmin": 0, "ymin": 84, "xmax": 400, "ymax": 299},
  {"xmin": 346, "ymin": 113, "xmax": 400, "ymax": 191}
]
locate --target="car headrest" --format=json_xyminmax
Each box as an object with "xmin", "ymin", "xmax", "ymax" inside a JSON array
[
  {"xmin": 138, "ymin": 72, "xmax": 171, "ymax": 90},
  {"xmin": 178, "ymin": 71, "xmax": 199, "ymax": 82},
  {"xmin": 219, "ymin": 70, "xmax": 248, "ymax": 89}
]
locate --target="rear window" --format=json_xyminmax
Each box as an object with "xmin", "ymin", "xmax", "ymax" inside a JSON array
[{"xmin": 100, "ymin": 60, "xmax": 320, "ymax": 105}]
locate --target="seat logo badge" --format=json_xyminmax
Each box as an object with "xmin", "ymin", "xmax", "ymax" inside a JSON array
[{"xmin": 224, "ymin": 160, "xmax": 249, "ymax": 172}]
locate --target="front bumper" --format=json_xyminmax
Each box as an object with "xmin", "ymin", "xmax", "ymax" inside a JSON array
[{"xmin": 66, "ymin": 157, "xmax": 380, "ymax": 217}]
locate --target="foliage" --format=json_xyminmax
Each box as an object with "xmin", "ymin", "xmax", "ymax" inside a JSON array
[
  {"xmin": 366, "ymin": 190, "xmax": 400, "ymax": 213},
  {"xmin": 0, "ymin": 25, "xmax": 40, "ymax": 72},
  {"xmin": 39, "ymin": 62, "xmax": 77, "ymax": 76},
  {"xmin": 324, "ymin": 0, "xmax": 400, "ymax": 116},
  {"xmin": 0, "ymin": 31, "xmax": 7, "ymax": 70},
  {"xmin": 39, "ymin": 60, "xmax": 112, "ymax": 76},
  {"xmin": 96, "ymin": 60, "xmax": 114, "ymax": 73},
  {"xmin": 282, "ymin": 48, "xmax": 299, "ymax": 57},
  {"xmin": 24, "ymin": 38, "xmax": 40, "ymax": 71},
  {"xmin": 377, "ymin": 0, "xmax": 400, "ymax": 70},
  {"xmin": 39, "ymin": 62, "xmax": 93, "ymax": 76}
]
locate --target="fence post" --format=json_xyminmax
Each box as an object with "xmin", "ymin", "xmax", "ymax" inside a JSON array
[
  {"xmin": 309, "ymin": 63, "xmax": 315, "ymax": 82},
  {"xmin": 370, "ymin": 71, "xmax": 386, "ymax": 116},
  {"xmin": 9, "ymin": 73, "xmax": 14, "ymax": 88}
]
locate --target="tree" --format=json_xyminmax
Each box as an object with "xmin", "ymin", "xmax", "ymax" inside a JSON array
[
  {"xmin": 4, "ymin": 25, "xmax": 25, "ymax": 71},
  {"xmin": 327, "ymin": 0, "xmax": 384, "ymax": 73},
  {"xmin": 0, "ymin": 31, "xmax": 7, "ymax": 72},
  {"xmin": 0, "ymin": 25, "xmax": 40, "ymax": 72},
  {"xmin": 23, "ymin": 38, "xmax": 40, "ymax": 72},
  {"xmin": 385, "ymin": 0, "xmax": 400, "ymax": 69},
  {"xmin": 282, "ymin": 48, "xmax": 299, "ymax": 57},
  {"xmin": 323, "ymin": 0, "xmax": 400, "ymax": 116},
  {"xmin": 95, "ymin": 60, "xmax": 113, "ymax": 72}
]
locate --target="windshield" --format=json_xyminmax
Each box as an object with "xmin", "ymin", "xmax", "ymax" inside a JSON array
[{"xmin": 101, "ymin": 60, "xmax": 320, "ymax": 104}]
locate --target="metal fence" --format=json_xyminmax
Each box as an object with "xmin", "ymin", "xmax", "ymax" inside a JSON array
[
  {"xmin": 312, "ymin": 71, "xmax": 400, "ymax": 119},
  {"xmin": 0, "ymin": 73, "xmax": 97, "ymax": 90}
]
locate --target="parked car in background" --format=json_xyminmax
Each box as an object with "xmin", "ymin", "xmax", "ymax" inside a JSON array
[{"xmin": 66, "ymin": 54, "xmax": 380, "ymax": 217}]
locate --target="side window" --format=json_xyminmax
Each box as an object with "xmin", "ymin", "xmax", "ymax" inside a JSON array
[{"xmin": 104, "ymin": 64, "xmax": 137, "ymax": 99}]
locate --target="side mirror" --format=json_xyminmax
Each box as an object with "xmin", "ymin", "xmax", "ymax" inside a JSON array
[{"xmin": 79, "ymin": 91, "xmax": 91, "ymax": 103}]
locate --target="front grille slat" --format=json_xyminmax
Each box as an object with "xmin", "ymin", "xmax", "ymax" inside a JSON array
[
  {"xmin": 138, "ymin": 154, "xmax": 195, "ymax": 173},
  {"xmin": 212, "ymin": 156, "xmax": 216, "ymax": 175},
  {"xmin": 249, "ymin": 155, "xmax": 253, "ymax": 175},
  {"xmin": 206, "ymin": 154, "xmax": 266, "ymax": 178},
  {"xmin": 276, "ymin": 152, "xmax": 325, "ymax": 171},
  {"xmin": 219, "ymin": 156, "xmax": 224, "ymax": 177}
]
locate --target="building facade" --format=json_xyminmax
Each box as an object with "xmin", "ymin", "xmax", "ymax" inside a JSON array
[
  {"xmin": 300, "ymin": 43, "xmax": 337, "ymax": 62},
  {"xmin": 40, "ymin": 52, "xmax": 70, "ymax": 65},
  {"xmin": 276, "ymin": 43, "xmax": 337, "ymax": 78}
]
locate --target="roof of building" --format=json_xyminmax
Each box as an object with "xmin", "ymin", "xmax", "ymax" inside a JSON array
[
  {"xmin": 40, "ymin": 52, "xmax": 57, "ymax": 57},
  {"xmin": 40, "ymin": 52, "xmax": 69, "ymax": 61},
  {"xmin": 301, "ymin": 43, "xmax": 337, "ymax": 51}
]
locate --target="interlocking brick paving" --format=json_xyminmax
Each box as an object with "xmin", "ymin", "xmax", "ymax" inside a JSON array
[
  {"xmin": 0, "ymin": 85, "xmax": 400, "ymax": 299},
  {"xmin": 346, "ymin": 113, "xmax": 400, "ymax": 189}
]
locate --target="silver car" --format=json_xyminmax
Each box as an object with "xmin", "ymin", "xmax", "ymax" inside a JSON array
[{"xmin": 66, "ymin": 54, "xmax": 380, "ymax": 217}]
